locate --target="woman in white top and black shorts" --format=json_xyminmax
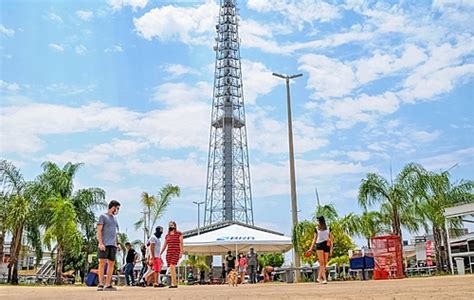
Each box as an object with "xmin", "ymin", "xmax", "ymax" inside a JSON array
[{"xmin": 307, "ymin": 216, "xmax": 333, "ymax": 284}]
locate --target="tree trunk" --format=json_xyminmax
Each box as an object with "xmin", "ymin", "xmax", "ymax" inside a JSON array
[
  {"xmin": 432, "ymin": 226, "xmax": 443, "ymax": 272},
  {"xmin": 440, "ymin": 226, "xmax": 451, "ymax": 273},
  {"xmin": 55, "ymin": 244, "xmax": 63, "ymax": 285},
  {"xmin": 392, "ymin": 207, "xmax": 405, "ymax": 274},
  {"xmin": 367, "ymin": 238, "xmax": 371, "ymax": 249},
  {"xmin": 8, "ymin": 224, "xmax": 23, "ymax": 285},
  {"xmin": 0, "ymin": 228, "xmax": 5, "ymax": 264}
]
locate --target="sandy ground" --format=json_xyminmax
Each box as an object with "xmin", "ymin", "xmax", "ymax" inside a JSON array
[{"xmin": 1, "ymin": 275, "xmax": 473, "ymax": 300}]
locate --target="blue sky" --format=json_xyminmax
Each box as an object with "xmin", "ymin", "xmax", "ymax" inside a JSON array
[{"xmin": 1, "ymin": 0, "xmax": 473, "ymax": 247}]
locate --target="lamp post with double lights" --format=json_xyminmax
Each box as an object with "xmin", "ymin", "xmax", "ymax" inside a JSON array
[
  {"xmin": 272, "ymin": 72, "xmax": 303, "ymax": 282},
  {"xmin": 193, "ymin": 201, "xmax": 205, "ymax": 235}
]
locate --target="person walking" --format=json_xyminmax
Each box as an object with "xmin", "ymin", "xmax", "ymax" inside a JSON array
[
  {"xmin": 221, "ymin": 263, "xmax": 226, "ymax": 284},
  {"xmin": 138, "ymin": 243, "xmax": 147, "ymax": 283},
  {"xmin": 246, "ymin": 248, "xmax": 257, "ymax": 284},
  {"xmin": 147, "ymin": 226, "xmax": 164, "ymax": 287},
  {"xmin": 225, "ymin": 251, "xmax": 236, "ymax": 277},
  {"xmin": 307, "ymin": 216, "xmax": 333, "ymax": 284},
  {"xmin": 124, "ymin": 242, "xmax": 138, "ymax": 286},
  {"xmin": 160, "ymin": 221, "xmax": 183, "ymax": 288},
  {"xmin": 238, "ymin": 253, "xmax": 247, "ymax": 284},
  {"xmin": 97, "ymin": 200, "xmax": 120, "ymax": 291}
]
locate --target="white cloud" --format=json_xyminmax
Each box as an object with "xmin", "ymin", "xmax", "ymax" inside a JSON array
[
  {"xmin": 126, "ymin": 155, "xmax": 206, "ymax": 189},
  {"xmin": 400, "ymin": 38, "xmax": 474, "ymax": 103},
  {"xmin": 104, "ymin": 45, "xmax": 123, "ymax": 53},
  {"xmin": 0, "ymin": 103, "xmax": 138, "ymax": 153},
  {"xmin": 46, "ymin": 83, "xmax": 95, "ymax": 96},
  {"xmin": 347, "ymin": 151, "xmax": 371, "ymax": 161},
  {"xmin": 355, "ymin": 44, "xmax": 427, "ymax": 85},
  {"xmin": 49, "ymin": 43, "xmax": 64, "ymax": 52},
  {"xmin": 417, "ymin": 147, "xmax": 474, "ymax": 171},
  {"xmin": 317, "ymin": 92, "xmax": 400, "ymax": 129},
  {"xmin": 250, "ymin": 158, "xmax": 370, "ymax": 198},
  {"xmin": 241, "ymin": 60, "xmax": 281, "ymax": 105},
  {"xmin": 247, "ymin": 108, "xmax": 330, "ymax": 154},
  {"xmin": 299, "ymin": 54, "xmax": 356, "ymax": 99},
  {"xmin": 152, "ymin": 81, "xmax": 212, "ymax": 106},
  {"xmin": 0, "ymin": 24, "xmax": 15, "ymax": 37},
  {"xmin": 247, "ymin": 0, "xmax": 341, "ymax": 29},
  {"xmin": 0, "ymin": 80, "xmax": 20, "ymax": 92},
  {"xmin": 108, "ymin": 0, "xmax": 149, "ymax": 11},
  {"xmin": 163, "ymin": 64, "xmax": 200, "ymax": 78},
  {"xmin": 45, "ymin": 139, "xmax": 149, "ymax": 182},
  {"xmin": 239, "ymin": 19, "xmax": 290, "ymax": 54},
  {"xmin": 432, "ymin": 0, "xmax": 474, "ymax": 10},
  {"xmin": 45, "ymin": 12, "xmax": 63, "ymax": 23},
  {"xmin": 75, "ymin": 44, "xmax": 87, "ymax": 55},
  {"xmin": 76, "ymin": 10, "xmax": 93, "ymax": 21},
  {"xmin": 133, "ymin": 1, "xmax": 219, "ymax": 45}
]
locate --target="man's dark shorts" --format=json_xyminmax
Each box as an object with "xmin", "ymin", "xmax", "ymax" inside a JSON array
[{"xmin": 98, "ymin": 246, "xmax": 117, "ymax": 261}]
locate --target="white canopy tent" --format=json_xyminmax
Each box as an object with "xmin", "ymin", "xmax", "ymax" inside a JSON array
[{"xmin": 183, "ymin": 223, "xmax": 292, "ymax": 255}]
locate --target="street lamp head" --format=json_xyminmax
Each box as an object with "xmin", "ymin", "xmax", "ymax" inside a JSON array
[
  {"xmin": 289, "ymin": 73, "xmax": 303, "ymax": 79},
  {"xmin": 272, "ymin": 72, "xmax": 286, "ymax": 79}
]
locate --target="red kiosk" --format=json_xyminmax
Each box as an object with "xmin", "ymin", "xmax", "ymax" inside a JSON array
[{"xmin": 371, "ymin": 235, "xmax": 404, "ymax": 280}]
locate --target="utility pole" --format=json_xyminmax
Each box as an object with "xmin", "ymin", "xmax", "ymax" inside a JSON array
[
  {"xmin": 272, "ymin": 72, "xmax": 303, "ymax": 282},
  {"xmin": 193, "ymin": 201, "xmax": 205, "ymax": 235}
]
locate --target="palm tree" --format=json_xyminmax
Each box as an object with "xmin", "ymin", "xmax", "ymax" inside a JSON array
[
  {"xmin": 150, "ymin": 184, "xmax": 180, "ymax": 229},
  {"xmin": 135, "ymin": 192, "xmax": 156, "ymax": 241},
  {"xmin": 291, "ymin": 220, "xmax": 317, "ymax": 264},
  {"xmin": 313, "ymin": 188, "xmax": 338, "ymax": 223},
  {"xmin": 340, "ymin": 211, "xmax": 388, "ymax": 248},
  {"xmin": 0, "ymin": 192, "xmax": 7, "ymax": 265},
  {"xmin": 135, "ymin": 185, "xmax": 180, "ymax": 241},
  {"xmin": 43, "ymin": 195, "xmax": 82, "ymax": 284},
  {"xmin": 0, "ymin": 160, "xmax": 39, "ymax": 284},
  {"xmin": 358, "ymin": 165, "xmax": 421, "ymax": 261},
  {"xmin": 35, "ymin": 161, "xmax": 106, "ymax": 284},
  {"xmin": 182, "ymin": 255, "xmax": 210, "ymax": 275},
  {"xmin": 404, "ymin": 164, "xmax": 474, "ymax": 271},
  {"xmin": 117, "ymin": 232, "xmax": 129, "ymax": 265}
]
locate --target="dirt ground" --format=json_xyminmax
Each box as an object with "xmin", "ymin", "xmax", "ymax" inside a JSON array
[{"xmin": 1, "ymin": 275, "xmax": 473, "ymax": 300}]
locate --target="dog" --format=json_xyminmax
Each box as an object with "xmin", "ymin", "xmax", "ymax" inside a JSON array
[{"xmin": 227, "ymin": 268, "xmax": 238, "ymax": 287}]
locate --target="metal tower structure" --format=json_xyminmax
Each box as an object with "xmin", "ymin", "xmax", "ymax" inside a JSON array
[{"xmin": 204, "ymin": 0, "xmax": 254, "ymax": 226}]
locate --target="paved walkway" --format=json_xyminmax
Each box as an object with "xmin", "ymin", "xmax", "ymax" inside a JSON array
[{"xmin": 1, "ymin": 275, "xmax": 473, "ymax": 299}]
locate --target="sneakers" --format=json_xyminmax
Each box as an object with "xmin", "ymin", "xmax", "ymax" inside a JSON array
[
  {"xmin": 97, "ymin": 285, "xmax": 104, "ymax": 291},
  {"xmin": 103, "ymin": 285, "xmax": 117, "ymax": 291},
  {"xmin": 169, "ymin": 285, "xmax": 178, "ymax": 288},
  {"xmin": 322, "ymin": 280, "xmax": 328, "ymax": 284}
]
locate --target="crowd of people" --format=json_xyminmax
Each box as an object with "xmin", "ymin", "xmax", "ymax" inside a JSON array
[{"xmin": 95, "ymin": 200, "xmax": 333, "ymax": 291}]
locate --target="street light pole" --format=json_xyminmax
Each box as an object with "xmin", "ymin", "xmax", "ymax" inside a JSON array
[
  {"xmin": 272, "ymin": 72, "xmax": 303, "ymax": 282},
  {"xmin": 193, "ymin": 201, "xmax": 205, "ymax": 235}
]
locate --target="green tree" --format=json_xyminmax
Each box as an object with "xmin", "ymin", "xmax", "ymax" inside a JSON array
[
  {"xmin": 329, "ymin": 220, "xmax": 355, "ymax": 258},
  {"xmin": 292, "ymin": 220, "xmax": 317, "ymax": 264},
  {"xmin": 0, "ymin": 192, "xmax": 7, "ymax": 265},
  {"xmin": 182, "ymin": 255, "xmax": 210, "ymax": 274},
  {"xmin": 258, "ymin": 253, "xmax": 284, "ymax": 268},
  {"xmin": 313, "ymin": 203, "xmax": 338, "ymax": 224},
  {"xmin": 135, "ymin": 185, "xmax": 180, "ymax": 241},
  {"xmin": 43, "ymin": 195, "xmax": 82, "ymax": 284},
  {"xmin": 404, "ymin": 164, "xmax": 474, "ymax": 271},
  {"xmin": 35, "ymin": 161, "xmax": 106, "ymax": 284},
  {"xmin": 358, "ymin": 165, "xmax": 423, "ymax": 262},
  {"xmin": 0, "ymin": 160, "xmax": 41, "ymax": 284},
  {"xmin": 340, "ymin": 210, "xmax": 389, "ymax": 248}
]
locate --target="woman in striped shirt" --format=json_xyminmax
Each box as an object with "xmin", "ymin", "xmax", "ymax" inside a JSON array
[{"xmin": 160, "ymin": 221, "xmax": 183, "ymax": 288}]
